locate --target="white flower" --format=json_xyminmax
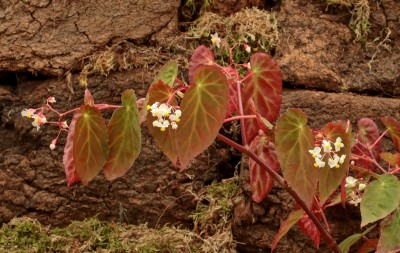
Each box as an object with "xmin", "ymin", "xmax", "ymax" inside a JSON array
[
  {"xmin": 171, "ymin": 122, "xmax": 178, "ymax": 130},
  {"xmin": 49, "ymin": 139, "xmax": 57, "ymax": 150},
  {"xmin": 31, "ymin": 112, "xmax": 47, "ymax": 131},
  {"xmin": 345, "ymin": 176, "xmax": 358, "ymax": 188},
  {"xmin": 210, "ymin": 33, "xmax": 221, "ymax": 48},
  {"xmin": 334, "ymin": 137, "xmax": 344, "ymax": 152},
  {"xmin": 309, "ymin": 146, "xmax": 322, "ymax": 159},
  {"xmin": 322, "ymin": 140, "xmax": 332, "ymax": 153},
  {"xmin": 21, "ymin": 109, "xmax": 36, "ymax": 119},
  {"xmin": 61, "ymin": 121, "xmax": 69, "ymax": 129},
  {"xmin": 244, "ymin": 44, "xmax": 251, "ymax": 53},
  {"xmin": 339, "ymin": 154, "xmax": 346, "ymax": 164},
  {"xmin": 349, "ymin": 197, "xmax": 362, "ymax": 206},
  {"xmin": 48, "ymin": 96, "xmax": 56, "ymax": 103},
  {"xmin": 358, "ymin": 183, "xmax": 366, "ymax": 191},
  {"xmin": 314, "ymin": 157, "xmax": 325, "ymax": 168},
  {"xmin": 328, "ymin": 154, "xmax": 340, "ymax": 168}
]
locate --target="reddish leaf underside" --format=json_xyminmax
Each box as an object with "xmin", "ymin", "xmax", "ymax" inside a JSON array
[
  {"xmin": 249, "ymin": 133, "xmax": 279, "ymax": 203},
  {"xmin": 356, "ymin": 238, "xmax": 378, "ymax": 253},
  {"xmin": 275, "ymin": 108, "xmax": 318, "ymax": 207},
  {"xmin": 298, "ymin": 213, "xmax": 321, "ymax": 248},
  {"xmin": 103, "ymin": 89, "xmax": 141, "ymax": 180},
  {"xmin": 243, "ymin": 52, "xmax": 282, "ymax": 143},
  {"xmin": 271, "ymin": 209, "xmax": 304, "ymax": 252},
  {"xmin": 223, "ymin": 66, "xmax": 239, "ymax": 117},
  {"xmin": 354, "ymin": 118, "xmax": 381, "ymax": 170},
  {"xmin": 63, "ymin": 112, "xmax": 81, "ymax": 186},
  {"xmin": 381, "ymin": 116, "xmax": 400, "ymax": 151},
  {"xmin": 319, "ymin": 122, "xmax": 351, "ymax": 205},
  {"xmin": 73, "ymin": 105, "xmax": 109, "ymax": 185},
  {"xmin": 147, "ymin": 81, "xmax": 178, "ymax": 165},
  {"xmin": 84, "ymin": 88, "xmax": 95, "ymax": 106},
  {"xmin": 175, "ymin": 65, "xmax": 229, "ymax": 169},
  {"xmin": 189, "ymin": 45, "xmax": 215, "ymax": 85}
]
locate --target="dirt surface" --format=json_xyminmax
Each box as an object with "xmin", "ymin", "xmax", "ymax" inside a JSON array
[{"xmin": 1, "ymin": 0, "xmax": 400, "ymax": 252}]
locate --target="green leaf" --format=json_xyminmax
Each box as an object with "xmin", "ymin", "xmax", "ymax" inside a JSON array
[
  {"xmin": 319, "ymin": 123, "xmax": 350, "ymax": 205},
  {"xmin": 154, "ymin": 60, "xmax": 178, "ymax": 87},
  {"xmin": 377, "ymin": 208, "xmax": 400, "ymax": 253},
  {"xmin": 339, "ymin": 225, "xmax": 376, "ymax": 253},
  {"xmin": 103, "ymin": 90, "xmax": 141, "ymax": 180},
  {"xmin": 275, "ymin": 108, "xmax": 318, "ymax": 207},
  {"xmin": 147, "ymin": 81, "xmax": 179, "ymax": 165},
  {"xmin": 361, "ymin": 174, "xmax": 400, "ymax": 227},
  {"xmin": 189, "ymin": 46, "xmax": 215, "ymax": 85},
  {"xmin": 271, "ymin": 209, "xmax": 304, "ymax": 252},
  {"xmin": 243, "ymin": 53, "xmax": 282, "ymax": 142},
  {"xmin": 73, "ymin": 105, "xmax": 109, "ymax": 185},
  {"xmin": 381, "ymin": 116, "xmax": 400, "ymax": 151},
  {"xmin": 175, "ymin": 65, "xmax": 229, "ymax": 169},
  {"xmin": 139, "ymin": 61, "xmax": 179, "ymax": 124}
]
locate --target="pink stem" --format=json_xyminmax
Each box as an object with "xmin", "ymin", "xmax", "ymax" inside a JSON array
[{"xmin": 224, "ymin": 115, "xmax": 256, "ymax": 123}]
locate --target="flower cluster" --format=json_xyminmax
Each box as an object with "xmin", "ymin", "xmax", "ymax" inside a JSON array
[
  {"xmin": 309, "ymin": 137, "xmax": 346, "ymax": 168},
  {"xmin": 147, "ymin": 102, "xmax": 181, "ymax": 132},
  {"xmin": 345, "ymin": 176, "xmax": 366, "ymax": 206},
  {"xmin": 21, "ymin": 109, "xmax": 47, "ymax": 131}
]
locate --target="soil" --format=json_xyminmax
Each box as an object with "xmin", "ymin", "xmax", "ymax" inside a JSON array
[{"xmin": 0, "ymin": 0, "xmax": 399, "ymax": 252}]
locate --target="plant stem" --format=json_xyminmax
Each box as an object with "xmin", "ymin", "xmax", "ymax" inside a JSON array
[
  {"xmin": 217, "ymin": 134, "xmax": 341, "ymax": 253},
  {"xmin": 224, "ymin": 115, "xmax": 256, "ymax": 123}
]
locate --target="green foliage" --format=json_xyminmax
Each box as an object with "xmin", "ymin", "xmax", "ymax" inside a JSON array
[
  {"xmin": 275, "ymin": 109, "xmax": 318, "ymax": 207},
  {"xmin": 338, "ymin": 225, "xmax": 375, "ymax": 253},
  {"xmin": 378, "ymin": 208, "xmax": 400, "ymax": 252},
  {"xmin": 104, "ymin": 90, "xmax": 141, "ymax": 180},
  {"xmin": 360, "ymin": 174, "xmax": 400, "ymax": 227}
]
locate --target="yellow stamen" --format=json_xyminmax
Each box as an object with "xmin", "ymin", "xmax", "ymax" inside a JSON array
[
  {"xmin": 336, "ymin": 165, "xmax": 340, "ymax": 168},
  {"xmin": 211, "ymin": 38, "xmax": 217, "ymax": 44},
  {"xmin": 314, "ymin": 163, "xmax": 318, "ymax": 167},
  {"xmin": 160, "ymin": 127, "xmax": 166, "ymax": 132},
  {"xmin": 165, "ymin": 113, "xmax": 169, "ymax": 117},
  {"xmin": 146, "ymin": 105, "xmax": 151, "ymax": 110},
  {"xmin": 312, "ymin": 154, "xmax": 316, "ymax": 158},
  {"xmin": 175, "ymin": 118, "xmax": 180, "ymax": 123}
]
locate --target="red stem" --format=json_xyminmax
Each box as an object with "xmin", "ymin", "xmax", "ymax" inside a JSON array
[
  {"xmin": 224, "ymin": 115, "xmax": 256, "ymax": 123},
  {"xmin": 217, "ymin": 134, "xmax": 341, "ymax": 253}
]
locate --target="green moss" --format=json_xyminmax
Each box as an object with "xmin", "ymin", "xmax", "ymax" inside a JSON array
[{"xmin": 327, "ymin": 0, "xmax": 371, "ymax": 42}]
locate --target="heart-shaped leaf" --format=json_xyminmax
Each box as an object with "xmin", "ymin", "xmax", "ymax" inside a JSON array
[
  {"xmin": 147, "ymin": 81, "xmax": 178, "ymax": 165},
  {"xmin": 103, "ymin": 89, "xmax": 141, "ymax": 180},
  {"xmin": 354, "ymin": 118, "xmax": 381, "ymax": 170},
  {"xmin": 249, "ymin": 133, "xmax": 280, "ymax": 203},
  {"xmin": 319, "ymin": 123, "xmax": 350, "ymax": 205},
  {"xmin": 338, "ymin": 225, "xmax": 376, "ymax": 253},
  {"xmin": 275, "ymin": 109, "xmax": 318, "ymax": 207},
  {"xmin": 154, "ymin": 60, "xmax": 178, "ymax": 87},
  {"xmin": 381, "ymin": 116, "xmax": 400, "ymax": 151},
  {"xmin": 63, "ymin": 111, "xmax": 81, "ymax": 186},
  {"xmin": 377, "ymin": 208, "xmax": 400, "ymax": 253},
  {"xmin": 189, "ymin": 46, "xmax": 215, "ymax": 85},
  {"xmin": 361, "ymin": 174, "xmax": 400, "ymax": 227},
  {"xmin": 73, "ymin": 105, "xmax": 109, "ymax": 185},
  {"xmin": 243, "ymin": 53, "xmax": 282, "ymax": 142},
  {"xmin": 271, "ymin": 209, "xmax": 304, "ymax": 252},
  {"xmin": 175, "ymin": 65, "xmax": 229, "ymax": 169}
]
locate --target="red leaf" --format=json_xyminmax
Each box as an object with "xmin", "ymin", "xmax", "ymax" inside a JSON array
[
  {"xmin": 63, "ymin": 112, "xmax": 81, "ymax": 186},
  {"xmin": 223, "ymin": 66, "xmax": 239, "ymax": 117},
  {"xmin": 103, "ymin": 90, "xmax": 141, "ymax": 180},
  {"xmin": 175, "ymin": 65, "xmax": 229, "ymax": 169},
  {"xmin": 381, "ymin": 116, "xmax": 400, "ymax": 151},
  {"xmin": 84, "ymin": 88, "xmax": 95, "ymax": 106},
  {"xmin": 354, "ymin": 118, "xmax": 381, "ymax": 170},
  {"xmin": 247, "ymin": 98, "xmax": 273, "ymax": 138},
  {"xmin": 189, "ymin": 46, "xmax": 215, "ymax": 85},
  {"xmin": 271, "ymin": 209, "xmax": 304, "ymax": 252},
  {"xmin": 356, "ymin": 238, "xmax": 378, "ymax": 253},
  {"xmin": 249, "ymin": 133, "xmax": 279, "ymax": 203},
  {"xmin": 73, "ymin": 105, "xmax": 109, "ymax": 185},
  {"xmin": 147, "ymin": 81, "xmax": 179, "ymax": 165},
  {"xmin": 243, "ymin": 53, "xmax": 282, "ymax": 142},
  {"xmin": 298, "ymin": 212, "xmax": 321, "ymax": 248}
]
